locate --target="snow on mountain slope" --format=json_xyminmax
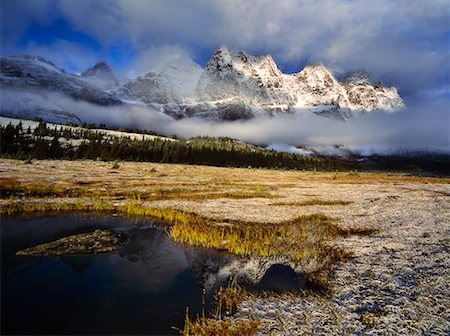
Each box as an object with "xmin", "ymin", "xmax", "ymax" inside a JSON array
[
  {"xmin": 116, "ymin": 59, "xmax": 202, "ymax": 105},
  {"xmin": 342, "ymin": 71, "xmax": 405, "ymax": 111},
  {"xmin": 197, "ymin": 47, "xmax": 294, "ymax": 114},
  {"xmin": 193, "ymin": 47, "xmax": 404, "ymax": 120},
  {"xmin": 81, "ymin": 61, "xmax": 119, "ymax": 91},
  {"xmin": 0, "ymin": 89, "xmax": 81, "ymax": 124},
  {"xmin": 0, "ymin": 50, "xmax": 405, "ymax": 124},
  {"xmin": 0, "ymin": 55, "xmax": 121, "ymax": 105},
  {"xmin": 117, "ymin": 72, "xmax": 171, "ymax": 105},
  {"xmin": 293, "ymin": 63, "xmax": 350, "ymax": 108},
  {"xmin": 159, "ymin": 59, "xmax": 203, "ymax": 103}
]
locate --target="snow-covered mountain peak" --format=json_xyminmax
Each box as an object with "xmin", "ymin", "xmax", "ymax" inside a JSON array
[
  {"xmin": 81, "ymin": 61, "xmax": 119, "ymax": 90},
  {"xmin": 1, "ymin": 54, "xmax": 121, "ymax": 106},
  {"xmin": 4, "ymin": 55, "xmax": 62, "ymax": 74},
  {"xmin": 343, "ymin": 70, "xmax": 371, "ymax": 86},
  {"xmin": 342, "ymin": 70, "xmax": 405, "ymax": 112},
  {"xmin": 296, "ymin": 63, "xmax": 338, "ymax": 85},
  {"xmin": 293, "ymin": 63, "xmax": 350, "ymax": 109},
  {"xmin": 82, "ymin": 61, "xmax": 112, "ymax": 76},
  {"xmin": 205, "ymin": 47, "xmax": 282, "ymax": 78},
  {"xmin": 1, "ymin": 50, "xmax": 406, "ymax": 123},
  {"xmin": 204, "ymin": 46, "xmax": 237, "ymax": 77},
  {"xmin": 198, "ymin": 47, "xmax": 287, "ymax": 103}
]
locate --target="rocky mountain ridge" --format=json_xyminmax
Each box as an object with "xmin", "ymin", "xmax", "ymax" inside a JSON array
[
  {"xmin": 0, "ymin": 49, "xmax": 405, "ymax": 123},
  {"xmin": 0, "ymin": 55, "xmax": 121, "ymax": 105},
  {"xmin": 113, "ymin": 46, "xmax": 405, "ymax": 120}
]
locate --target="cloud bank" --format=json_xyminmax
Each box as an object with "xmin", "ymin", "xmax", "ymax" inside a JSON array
[
  {"xmin": 4, "ymin": 89, "xmax": 446, "ymax": 152},
  {"xmin": 2, "ymin": 0, "xmax": 449, "ymax": 98}
]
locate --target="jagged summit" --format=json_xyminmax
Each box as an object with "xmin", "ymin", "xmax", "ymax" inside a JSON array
[
  {"xmin": 0, "ymin": 54, "xmax": 121, "ymax": 124},
  {"xmin": 0, "ymin": 49, "xmax": 405, "ymax": 123},
  {"xmin": 81, "ymin": 61, "xmax": 119, "ymax": 90},
  {"xmin": 198, "ymin": 47, "xmax": 291, "ymax": 106},
  {"xmin": 82, "ymin": 61, "xmax": 111, "ymax": 76},
  {"xmin": 195, "ymin": 47, "xmax": 404, "ymax": 118},
  {"xmin": 343, "ymin": 70, "xmax": 371, "ymax": 85},
  {"xmin": 294, "ymin": 63, "xmax": 349, "ymax": 109},
  {"xmin": 342, "ymin": 70, "xmax": 404, "ymax": 111},
  {"xmin": 115, "ymin": 59, "xmax": 202, "ymax": 106},
  {"xmin": 0, "ymin": 55, "xmax": 121, "ymax": 104},
  {"xmin": 203, "ymin": 46, "xmax": 283, "ymax": 82}
]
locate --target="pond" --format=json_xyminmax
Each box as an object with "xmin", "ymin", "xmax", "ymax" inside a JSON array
[{"xmin": 1, "ymin": 214, "xmax": 314, "ymax": 335}]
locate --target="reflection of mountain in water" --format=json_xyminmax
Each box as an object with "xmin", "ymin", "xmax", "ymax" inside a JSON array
[
  {"xmin": 115, "ymin": 226, "xmax": 314, "ymax": 292},
  {"xmin": 60, "ymin": 255, "xmax": 96, "ymax": 272},
  {"xmin": 5, "ymin": 214, "xmax": 318, "ymax": 294},
  {"xmin": 252, "ymin": 264, "xmax": 307, "ymax": 292},
  {"xmin": 112, "ymin": 227, "xmax": 190, "ymax": 291},
  {"xmin": 183, "ymin": 248, "xmax": 317, "ymax": 292}
]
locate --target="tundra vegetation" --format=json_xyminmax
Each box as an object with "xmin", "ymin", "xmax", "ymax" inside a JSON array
[{"xmin": 1, "ymin": 134, "xmax": 448, "ymax": 334}]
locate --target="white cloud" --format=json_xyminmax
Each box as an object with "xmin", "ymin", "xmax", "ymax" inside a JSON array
[
  {"xmin": 126, "ymin": 45, "xmax": 196, "ymax": 78},
  {"xmin": 57, "ymin": 0, "xmax": 128, "ymax": 47},
  {"xmin": 23, "ymin": 40, "xmax": 100, "ymax": 73},
  {"xmin": 36, "ymin": 0, "xmax": 448, "ymax": 93}
]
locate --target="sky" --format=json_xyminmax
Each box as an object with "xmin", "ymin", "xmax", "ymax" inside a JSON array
[{"xmin": 1, "ymin": 0, "xmax": 449, "ymax": 149}]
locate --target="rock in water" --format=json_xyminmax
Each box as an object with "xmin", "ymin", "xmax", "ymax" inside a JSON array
[{"xmin": 16, "ymin": 229, "xmax": 121, "ymax": 256}]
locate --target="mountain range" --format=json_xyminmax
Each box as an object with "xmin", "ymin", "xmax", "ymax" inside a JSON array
[{"xmin": 0, "ymin": 47, "xmax": 405, "ymax": 124}]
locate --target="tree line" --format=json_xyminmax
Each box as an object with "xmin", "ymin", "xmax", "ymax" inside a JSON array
[{"xmin": 0, "ymin": 122, "xmax": 356, "ymax": 171}]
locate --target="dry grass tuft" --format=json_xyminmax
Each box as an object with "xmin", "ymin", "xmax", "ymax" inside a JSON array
[
  {"xmin": 214, "ymin": 280, "xmax": 248, "ymax": 317},
  {"xmin": 180, "ymin": 313, "xmax": 259, "ymax": 336},
  {"xmin": 169, "ymin": 213, "xmax": 358, "ymax": 267},
  {"xmin": 271, "ymin": 199, "xmax": 352, "ymax": 206},
  {"xmin": 337, "ymin": 226, "xmax": 379, "ymax": 236},
  {"xmin": 179, "ymin": 280, "xmax": 259, "ymax": 336},
  {"xmin": 0, "ymin": 178, "xmax": 275, "ymax": 202}
]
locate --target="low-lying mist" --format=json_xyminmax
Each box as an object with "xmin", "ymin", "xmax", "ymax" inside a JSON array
[{"xmin": 2, "ymin": 89, "xmax": 449, "ymax": 153}]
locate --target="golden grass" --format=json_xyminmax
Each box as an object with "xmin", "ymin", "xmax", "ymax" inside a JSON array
[
  {"xmin": 180, "ymin": 281, "xmax": 259, "ymax": 336},
  {"xmin": 169, "ymin": 213, "xmax": 357, "ymax": 266},
  {"xmin": 0, "ymin": 199, "xmax": 111, "ymax": 216},
  {"xmin": 0, "ymin": 179, "xmax": 275, "ymax": 201},
  {"xmin": 325, "ymin": 173, "xmax": 450, "ymax": 185},
  {"xmin": 214, "ymin": 280, "xmax": 248, "ymax": 317},
  {"xmin": 271, "ymin": 199, "xmax": 352, "ymax": 206},
  {"xmin": 180, "ymin": 314, "xmax": 259, "ymax": 336}
]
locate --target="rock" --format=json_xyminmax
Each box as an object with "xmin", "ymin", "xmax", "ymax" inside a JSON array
[{"xmin": 16, "ymin": 229, "xmax": 121, "ymax": 256}]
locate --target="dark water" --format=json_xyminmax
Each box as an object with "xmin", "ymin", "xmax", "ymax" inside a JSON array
[
  {"xmin": 1, "ymin": 214, "xmax": 314, "ymax": 335},
  {"xmin": 1, "ymin": 214, "xmax": 210, "ymax": 335}
]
